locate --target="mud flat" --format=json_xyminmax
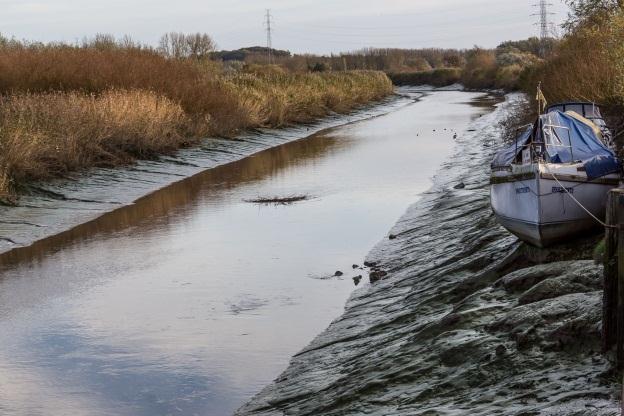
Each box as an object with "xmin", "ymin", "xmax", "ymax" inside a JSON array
[
  {"xmin": 0, "ymin": 94, "xmax": 412, "ymax": 255},
  {"xmin": 237, "ymin": 94, "xmax": 621, "ymax": 416},
  {"xmin": 0, "ymin": 89, "xmax": 501, "ymax": 415}
]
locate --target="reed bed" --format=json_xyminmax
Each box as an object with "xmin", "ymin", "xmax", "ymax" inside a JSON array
[
  {"xmin": 231, "ymin": 68, "xmax": 393, "ymax": 126},
  {"xmin": 0, "ymin": 46, "xmax": 393, "ymax": 199},
  {"xmin": 0, "ymin": 90, "xmax": 190, "ymax": 192}
]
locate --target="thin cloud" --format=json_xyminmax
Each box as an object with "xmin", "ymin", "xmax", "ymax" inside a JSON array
[{"xmin": 0, "ymin": 0, "xmax": 569, "ymax": 53}]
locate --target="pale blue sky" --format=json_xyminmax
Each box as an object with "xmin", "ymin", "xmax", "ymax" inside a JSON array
[{"xmin": 0, "ymin": 0, "xmax": 569, "ymax": 54}]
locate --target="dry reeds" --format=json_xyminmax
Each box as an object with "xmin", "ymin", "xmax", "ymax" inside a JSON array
[
  {"xmin": 0, "ymin": 90, "xmax": 189, "ymax": 192},
  {"xmin": 0, "ymin": 43, "xmax": 393, "ymax": 198},
  {"xmin": 231, "ymin": 68, "xmax": 393, "ymax": 126}
]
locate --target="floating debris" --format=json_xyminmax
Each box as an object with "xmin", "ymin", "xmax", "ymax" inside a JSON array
[{"xmin": 244, "ymin": 194, "xmax": 310, "ymax": 205}]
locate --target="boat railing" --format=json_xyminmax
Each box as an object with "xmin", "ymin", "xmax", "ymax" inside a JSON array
[{"xmin": 542, "ymin": 124, "xmax": 574, "ymax": 162}]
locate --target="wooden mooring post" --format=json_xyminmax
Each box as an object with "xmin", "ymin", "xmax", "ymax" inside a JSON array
[{"xmin": 603, "ymin": 188, "xmax": 624, "ymax": 367}]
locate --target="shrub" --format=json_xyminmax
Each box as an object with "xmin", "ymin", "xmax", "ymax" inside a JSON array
[
  {"xmin": 387, "ymin": 68, "xmax": 462, "ymax": 87},
  {"xmin": 310, "ymin": 62, "xmax": 329, "ymax": 72},
  {"xmin": 461, "ymin": 48, "xmax": 498, "ymax": 89},
  {"xmin": 522, "ymin": 9, "xmax": 624, "ymax": 105},
  {"xmin": 495, "ymin": 64, "xmax": 524, "ymax": 90}
]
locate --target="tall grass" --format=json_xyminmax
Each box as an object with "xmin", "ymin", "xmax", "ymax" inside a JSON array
[
  {"xmin": 231, "ymin": 67, "xmax": 392, "ymax": 126},
  {"xmin": 0, "ymin": 43, "xmax": 393, "ymax": 199},
  {"xmin": 0, "ymin": 46, "xmax": 245, "ymax": 135},
  {"xmin": 0, "ymin": 90, "xmax": 190, "ymax": 190}
]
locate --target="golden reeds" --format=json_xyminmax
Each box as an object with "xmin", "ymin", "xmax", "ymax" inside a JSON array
[
  {"xmin": 0, "ymin": 45, "xmax": 393, "ymax": 198},
  {"xmin": 0, "ymin": 90, "xmax": 189, "ymax": 193}
]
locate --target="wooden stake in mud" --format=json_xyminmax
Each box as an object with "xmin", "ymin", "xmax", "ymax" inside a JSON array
[
  {"xmin": 604, "ymin": 188, "xmax": 624, "ymax": 366},
  {"xmin": 618, "ymin": 194, "xmax": 624, "ymax": 366}
]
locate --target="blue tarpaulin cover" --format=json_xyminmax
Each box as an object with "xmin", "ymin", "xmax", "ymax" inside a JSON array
[
  {"xmin": 491, "ymin": 125, "xmax": 532, "ymax": 169},
  {"xmin": 491, "ymin": 110, "xmax": 620, "ymax": 180}
]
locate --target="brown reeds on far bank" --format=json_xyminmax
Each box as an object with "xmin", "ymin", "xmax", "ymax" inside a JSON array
[
  {"xmin": 0, "ymin": 90, "xmax": 191, "ymax": 189},
  {"xmin": 0, "ymin": 42, "xmax": 393, "ymax": 199}
]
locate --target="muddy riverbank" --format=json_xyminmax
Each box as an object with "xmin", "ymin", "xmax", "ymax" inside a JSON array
[
  {"xmin": 237, "ymin": 94, "xmax": 621, "ymax": 415},
  {"xmin": 0, "ymin": 93, "xmax": 412, "ymax": 256},
  {"xmin": 0, "ymin": 89, "xmax": 498, "ymax": 415}
]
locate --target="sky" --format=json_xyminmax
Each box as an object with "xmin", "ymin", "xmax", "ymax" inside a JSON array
[{"xmin": 0, "ymin": 0, "xmax": 570, "ymax": 54}]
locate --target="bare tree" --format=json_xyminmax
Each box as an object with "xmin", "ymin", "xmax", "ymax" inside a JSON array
[
  {"xmin": 159, "ymin": 32, "xmax": 216, "ymax": 60},
  {"xmin": 85, "ymin": 33, "xmax": 117, "ymax": 50},
  {"xmin": 185, "ymin": 33, "xmax": 216, "ymax": 60},
  {"xmin": 159, "ymin": 32, "xmax": 186, "ymax": 58}
]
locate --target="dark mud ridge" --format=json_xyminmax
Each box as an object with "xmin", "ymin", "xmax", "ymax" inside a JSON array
[
  {"xmin": 237, "ymin": 95, "xmax": 621, "ymax": 415},
  {"xmin": 0, "ymin": 94, "xmax": 413, "ymax": 255}
]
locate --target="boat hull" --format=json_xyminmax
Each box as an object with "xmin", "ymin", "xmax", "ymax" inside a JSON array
[
  {"xmin": 490, "ymin": 164, "xmax": 619, "ymax": 247},
  {"xmin": 493, "ymin": 214, "xmax": 598, "ymax": 247}
]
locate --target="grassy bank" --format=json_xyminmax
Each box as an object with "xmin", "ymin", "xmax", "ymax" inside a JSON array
[{"xmin": 0, "ymin": 42, "xmax": 392, "ymax": 199}]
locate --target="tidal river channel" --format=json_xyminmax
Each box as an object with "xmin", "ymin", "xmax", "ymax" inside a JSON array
[{"xmin": 0, "ymin": 90, "xmax": 495, "ymax": 416}]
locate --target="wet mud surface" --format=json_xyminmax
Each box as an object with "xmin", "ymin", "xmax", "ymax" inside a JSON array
[
  {"xmin": 0, "ymin": 94, "xmax": 412, "ymax": 255},
  {"xmin": 237, "ymin": 95, "xmax": 621, "ymax": 416},
  {"xmin": 0, "ymin": 89, "xmax": 499, "ymax": 415}
]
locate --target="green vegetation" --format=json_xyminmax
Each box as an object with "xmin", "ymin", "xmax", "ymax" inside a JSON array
[{"xmin": 0, "ymin": 36, "xmax": 392, "ymax": 199}]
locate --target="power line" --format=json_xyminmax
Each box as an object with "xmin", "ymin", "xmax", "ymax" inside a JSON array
[
  {"xmin": 264, "ymin": 9, "xmax": 274, "ymax": 64},
  {"xmin": 532, "ymin": 0, "xmax": 554, "ymax": 56}
]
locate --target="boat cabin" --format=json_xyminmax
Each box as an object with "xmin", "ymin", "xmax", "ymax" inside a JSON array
[
  {"xmin": 499, "ymin": 102, "xmax": 612, "ymax": 169},
  {"xmin": 545, "ymin": 102, "xmax": 604, "ymax": 120},
  {"xmin": 546, "ymin": 102, "xmax": 611, "ymax": 139}
]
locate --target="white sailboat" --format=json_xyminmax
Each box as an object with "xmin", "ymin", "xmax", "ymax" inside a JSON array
[{"xmin": 490, "ymin": 96, "xmax": 621, "ymax": 247}]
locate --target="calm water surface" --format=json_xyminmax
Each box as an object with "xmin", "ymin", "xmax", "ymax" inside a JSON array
[{"xmin": 0, "ymin": 91, "xmax": 491, "ymax": 416}]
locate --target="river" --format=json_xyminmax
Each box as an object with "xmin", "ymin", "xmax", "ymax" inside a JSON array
[
  {"xmin": 238, "ymin": 93, "xmax": 620, "ymax": 416},
  {"xmin": 0, "ymin": 89, "xmax": 499, "ymax": 416}
]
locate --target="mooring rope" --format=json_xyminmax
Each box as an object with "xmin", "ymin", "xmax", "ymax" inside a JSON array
[{"xmin": 542, "ymin": 163, "xmax": 617, "ymax": 229}]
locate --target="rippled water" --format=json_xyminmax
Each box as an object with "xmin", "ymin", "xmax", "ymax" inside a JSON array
[{"xmin": 0, "ymin": 90, "xmax": 494, "ymax": 416}]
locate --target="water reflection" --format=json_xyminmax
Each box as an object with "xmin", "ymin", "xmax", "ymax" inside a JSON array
[
  {"xmin": 0, "ymin": 133, "xmax": 347, "ymax": 271},
  {"xmin": 0, "ymin": 91, "xmax": 493, "ymax": 416}
]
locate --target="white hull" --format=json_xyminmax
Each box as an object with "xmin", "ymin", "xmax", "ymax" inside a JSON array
[{"xmin": 490, "ymin": 162, "xmax": 619, "ymax": 247}]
